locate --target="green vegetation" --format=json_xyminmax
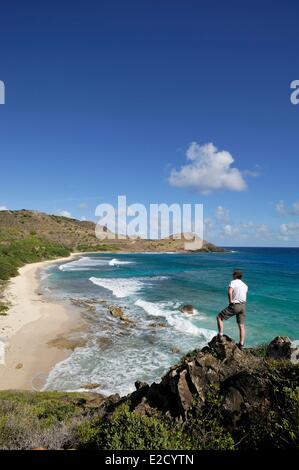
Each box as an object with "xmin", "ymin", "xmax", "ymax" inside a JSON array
[
  {"xmin": 0, "ymin": 302, "xmax": 8, "ymax": 315},
  {"xmin": 76, "ymin": 403, "xmax": 191, "ymax": 450},
  {"xmin": 185, "ymin": 391, "xmax": 235, "ymax": 450},
  {"xmin": 0, "ymin": 391, "xmax": 97, "ymax": 450},
  {"xmin": 247, "ymin": 343, "xmax": 268, "ymax": 357},
  {"xmin": 0, "ymin": 357, "xmax": 298, "ymax": 450},
  {"xmin": 245, "ymin": 360, "xmax": 299, "ymax": 449},
  {"xmin": 0, "ymin": 209, "xmax": 123, "ymax": 315},
  {"xmin": 0, "ymin": 236, "xmax": 70, "ymax": 281},
  {"xmin": 76, "ymin": 243, "xmax": 120, "ymax": 252}
]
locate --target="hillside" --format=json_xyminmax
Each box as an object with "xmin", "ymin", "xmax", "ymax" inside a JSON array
[
  {"xmin": 0, "ymin": 335, "xmax": 297, "ymax": 450},
  {"xmin": 0, "ymin": 209, "xmax": 224, "ymax": 253},
  {"xmin": 0, "ymin": 210, "xmax": 107, "ymax": 250}
]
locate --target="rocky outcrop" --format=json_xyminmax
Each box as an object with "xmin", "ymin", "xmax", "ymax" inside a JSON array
[
  {"xmin": 150, "ymin": 322, "xmax": 168, "ymax": 328},
  {"xmin": 112, "ymin": 334, "xmax": 298, "ymax": 438},
  {"xmin": 70, "ymin": 297, "xmax": 134, "ymax": 325},
  {"xmin": 70, "ymin": 297, "xmax": 101, "ymax": 312},
  {"xmin": 266, "ymin": 336, "xmax": 299, "ymax": 363}
]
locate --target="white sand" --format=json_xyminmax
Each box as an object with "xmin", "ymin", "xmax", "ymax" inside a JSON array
[{"xmin": 0, "ymin": 254, "xmax": 84, "ymax": 390}]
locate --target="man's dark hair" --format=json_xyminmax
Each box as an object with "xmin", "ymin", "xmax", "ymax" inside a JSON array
[{"xmin": 233, "ymin": 269, "xmax": 243, "ymax": 279}]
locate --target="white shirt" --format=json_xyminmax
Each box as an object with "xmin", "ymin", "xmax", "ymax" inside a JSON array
[{"xmin": 229, "ymin": 279, "xmax": 248, "ymax": 303}]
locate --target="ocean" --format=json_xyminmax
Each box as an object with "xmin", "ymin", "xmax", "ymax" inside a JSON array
[{"xmin": 41, "ymin": 248, "xmax": 299, "ymax": 396}]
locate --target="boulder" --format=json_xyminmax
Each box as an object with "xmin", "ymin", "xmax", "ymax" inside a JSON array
[
  {"xmin": 109, "ymin": 306, "xmax": 124, "ymax": 319},
  {"xmin": 180, "ymin": 304, "xmax": 195, "ymax": 314},
  {"xmin": 108, "ymin": 305, "xmax": 134, "ymax": 324},
  {"xmin": 266, "ymin": 336, "xmax": 293, "ymax": 360}
]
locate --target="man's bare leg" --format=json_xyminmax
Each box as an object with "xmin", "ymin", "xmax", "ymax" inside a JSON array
[
  {"xmin": 238, "ymin": 323, "xmax": 245, "ymax": 346},
  {"xmin": 217, "ymin": 315, "xmax": 224, "ymax": 336}
]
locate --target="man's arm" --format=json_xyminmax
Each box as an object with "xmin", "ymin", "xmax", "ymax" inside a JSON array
[{"xmin": 228, "ymin": 287, "xmax": 233, "ymax": 304}]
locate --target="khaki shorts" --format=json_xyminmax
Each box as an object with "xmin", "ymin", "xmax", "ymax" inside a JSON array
[{"xmin": 218, "ymin": 303, "xmax": 246, "ymax": 325}]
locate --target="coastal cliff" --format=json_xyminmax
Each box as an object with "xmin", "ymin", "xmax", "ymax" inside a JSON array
[{"xmin": 0, "ymin": 335, "xmax": 298, "ymax": 450}]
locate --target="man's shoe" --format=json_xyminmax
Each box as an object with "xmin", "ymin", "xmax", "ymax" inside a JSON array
[{"xmin": 237, "ymin": 342, "xmax": 244, "ymax": 350}]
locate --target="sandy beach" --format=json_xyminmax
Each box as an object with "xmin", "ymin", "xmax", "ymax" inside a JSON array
[{"xmin": 0, "ymin": 254, "xmax": 84, "ymax": 391}]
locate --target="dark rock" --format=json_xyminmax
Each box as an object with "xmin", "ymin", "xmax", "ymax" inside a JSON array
[
  {"xmin": 171, "ymin": 347, "xmax": 180, "ymax": 354},
  {"xmin": 221, "ymin": 372, "xmax": 270, "ymax": 429},
  {"xmin": 208, "ymin": 335, "xmax": 243, "ymax": 362},
  {"xmin": 266, "ymin": 336, "xmax": 293, "ymax": 360},
  {"xmin": 187, "ymin": 352, "xmax": 220, "ymax": 402},
  {"xmin": 134, "ymin": 397, "xmax": 152, "ymax": 416},
  {"xmin": 99, "ymin": 333, "xmax": 299, "ymax": 443},
  {"xmin": 180, "ymin": 304, "xmax": 195, "ymax": 314},
  {"xmin": 135, "ymin": 380, "xmax": 149, "ymax": 391}
]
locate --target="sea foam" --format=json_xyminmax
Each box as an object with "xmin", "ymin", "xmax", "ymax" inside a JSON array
[
  {"xmin": 109, "ymin": 258, "xmax": 133, "ymax": 266},
  {"xmin": 135, "ymin": 299, "xmax": 215, "ymax": 340},
  {"xmin": 89, "ymin": 277, "xmax": 144, "ymax": 298},
  {"xmin": 59, "ymin": 256, "xmax": 107, "ymax": 271}
]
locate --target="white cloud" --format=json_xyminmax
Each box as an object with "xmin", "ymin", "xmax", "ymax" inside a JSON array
[
  {"xmin": 222, "ymin": 224, "xmax": 241, "ymax": 237},
  {"xmin": 275, "ymin": 200, "xmax": 286, "ymax": 215},
  {"xmin": 203, "ymin": 218, "xmax": 214, "ymax": 238},
  {"xmin": 78, "ymin": 203, "xmax": 88, "ymax": 209},
  {"xmin": 290, "ymin": 201, "xmax": 299, "ymax": 215},
  {"xmin": 0, "ymin": 206, "xmax": 8, "ymax": 211},
  {"xmin": 56, "ymin": 209, "xmax": 72, "ymax": 218},
  {"xmin": 215, "ymin": 206, "xmax": 230, "ymax": 223},
  {"xmin": 279, "ymin": 223, "xmax": 299, "ymax": 239},
  {"xmin": 256, "ymin": 224, "xmax": 269, "ymax": 235},
  {"xmin": 275, "ymin": 200, "xmax": 299, "ymax": 216},
  {"xmin": 168, "ymin": 142, "xmax": 247, "ymax": 194},
  {"xmin": 221, "ymin": 222, "xmax": 271, "ymax": 240},
  {"xmin": 243, "ymin": 169, "xmax": 260, "ymax": 177}
]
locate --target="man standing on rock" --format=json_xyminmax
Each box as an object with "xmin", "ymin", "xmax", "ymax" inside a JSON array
[{"xmin": 216, "ymin": 269, "xmax": 248, "ymax": 349}]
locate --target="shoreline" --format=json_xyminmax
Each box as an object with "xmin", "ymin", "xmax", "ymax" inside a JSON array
[
  {"xmin": 0, "ymin": 253, "xmax": 84, "ymax": 391},
  {"xmin": 0, "ymin": 249, "xmax": 228, "ymax": 392}
]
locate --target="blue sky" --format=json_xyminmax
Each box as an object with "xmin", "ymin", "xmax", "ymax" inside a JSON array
[{"xmin": 0, "ymin": 0, "xmax": 299, "ymax": 246}]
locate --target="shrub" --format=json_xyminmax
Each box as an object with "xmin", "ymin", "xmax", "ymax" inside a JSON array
[
  {"xmin": 245, "ymin": 361, "xmax": 299, "ymax": 449},
  {"xmin": 0, "ymin": 236, "xmax": 70, "ymax": 281},
  {"xmin": 0, "ymin": 302, "xmax": 8, "ymax": 315},
  {"xmin": 76, "ymin": 403, "xmax": 191, "ymax": 450},
  {"xmin": 185, "ymin": 391, "xmax": 235, "ymax": 450},
  {"xmin": 76, "ymin": 244, "xmax": 119, "ymax": 252},
  {"xmin": 0, "ymin": 391, "xmax": 88, "ymax": 450}
]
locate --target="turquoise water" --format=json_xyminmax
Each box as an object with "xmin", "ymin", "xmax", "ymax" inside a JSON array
[{"xmin": 42, "ymin": 248, "xmax": 299, "ymax": 396}]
